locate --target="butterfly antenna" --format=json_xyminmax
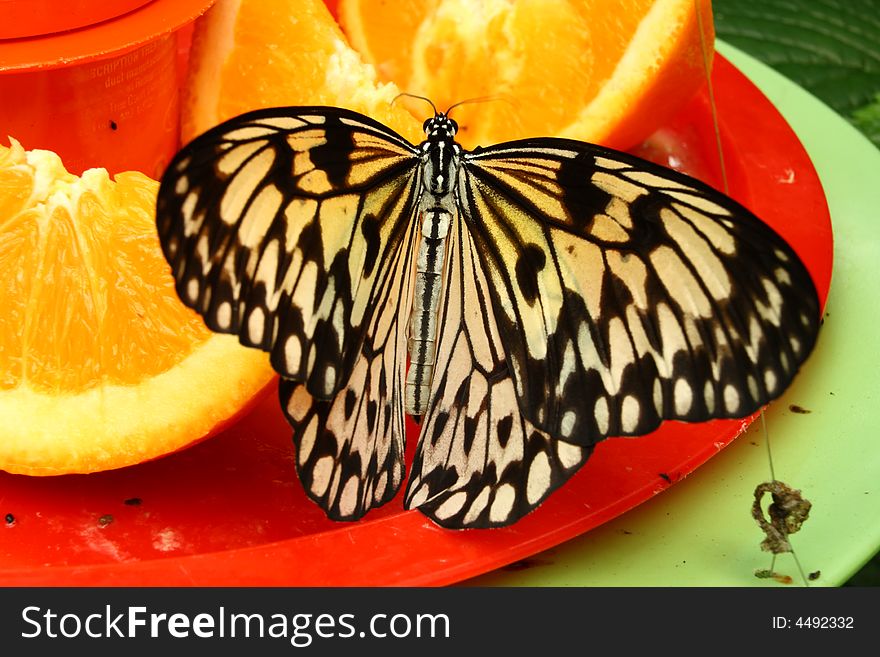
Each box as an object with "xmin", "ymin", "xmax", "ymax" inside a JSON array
[
  {"xmin": 392, "ymin": 92, "xmax": 439, "ymax": 116},
  {"xmin": 445, "ymin": 94, "xmax": 517, "ymax": 116}
]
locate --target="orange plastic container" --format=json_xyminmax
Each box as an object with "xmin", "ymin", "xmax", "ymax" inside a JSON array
[{"xmin": 0, "ymin": 0, "xmax": 215, "ymax": 177}]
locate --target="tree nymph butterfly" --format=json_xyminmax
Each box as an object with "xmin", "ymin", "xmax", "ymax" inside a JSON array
[{"xmin": 155, "ymin": 105, "xmax": 820, "ymax": 529}]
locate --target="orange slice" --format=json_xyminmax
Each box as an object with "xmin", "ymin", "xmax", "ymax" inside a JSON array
[
  {"xmin": 182, "ymin": 0, "xmax": 422, "ymax": 143},
  {"xmin": 338, "ymin": 0, "xmax": 715, "ymax": 150},
  {"xmin": 0, "ymin": 139, "xmax": 275, "ymax": 475}
]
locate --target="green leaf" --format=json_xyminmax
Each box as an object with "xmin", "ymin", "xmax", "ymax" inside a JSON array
[
  {"xmin": 713, "ymin": 0, "xmax": 880, "ymax": 122},
  {"xmin": 852, "ymin": 92, "xmax": 880, "ymax": 146}
]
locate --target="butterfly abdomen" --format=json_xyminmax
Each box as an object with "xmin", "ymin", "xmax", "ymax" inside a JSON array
[{"xmin": 406, "ymin": 204, "xmax": 452, "ymax": 415}]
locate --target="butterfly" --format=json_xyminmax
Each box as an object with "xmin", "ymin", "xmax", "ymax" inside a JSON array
[{"xmin": 155, "ymin": 105, "xmax": 820, "ymax": 529}]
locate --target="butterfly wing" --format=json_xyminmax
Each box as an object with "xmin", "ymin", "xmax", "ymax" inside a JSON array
[
  {"xmin": 457, "ymin": 138, "xmax": 820, "ymax": 448},
  {"xmin": 279, "ymin": 218, "xmax": 417, "ymax": 519},
  {"xmin": 156, "ymin": 106, "xmax": 421, "ymax": 519},
  {"xmin": 404, "ymin": 207, "xmax": 594, "ymax": 527},
  {"xmin": 407, "ymin": 138, "xmax": 820, "ymax": 528}
]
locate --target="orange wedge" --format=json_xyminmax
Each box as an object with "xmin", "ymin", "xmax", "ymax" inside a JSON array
[
  {"xmin": 0, "ymin": 139, "xmax": 275, "ymax": 475},
  {"xmin": 182, "ymin": 0, "xmax": 422, "ymax": 143},
  {"xmin": 338, "ymin": 0, "xmax": 715, "ymax": 150}
]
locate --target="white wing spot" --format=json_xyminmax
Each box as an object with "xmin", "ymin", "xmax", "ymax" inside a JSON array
[
  {"xmin": 435, "ymin": 492, "xmax": 468, "ymax": 521},
  {"xmin": 762, "ymin": 277, "xmax": 784, "ymax": 326},
  {"xmin": 285, "ymin": 335, "xmax": 302, "ymax": 373},
  {"xmin": 704, "ymin": 381, "xmax": 716, "ymax": 414},
  {"xmin": 181, "ymin": 193, "xmax": 199, "ymax": 233},
  {"xmin": 338, "ymin": 476, "xmax": 360, "ymax": 518},
  {"xmin": 790, "ymin": 336, "xmax": 801, "ymax": 355},
  {"xmin": 287, "ymin": 386, "xmax": 312, "ymax": 423},
  {"xmin": 526, "ymin": 452, "xmax": 552, "ymax": 505},
  {"xmin": 297, "ymin": 414, "xmax": 319, "ymax": 462},
  {"xmin": 220, "ymin": 148, "xmax": 275, "ymax": 222},
  {"xmin": 621, "ymin": 395, "xmax": 640, "ymax": 433},
  {"xmin": 724, "ymin": 384, "xmax": 740, "ymax": 414},
  {"xmin": 560, "ymin": 411, "xmax": 576, "ymax": 438},
  {"xmin": 775, "ymin": 267, "xmax": 792, "ymax": 286},
  {"xmin": 174, "ymin": 175, "xmax": 189, "ymax": 195},
  {"xmin": 489, "ymin": 484, "xmax": 516, "ymax": 524},
  {"xmin": 747, "ymin": 375, "xmax": 759, "ymax": 403},
  {"xmin": 324, "ymin": 365, "xmax": 337, "ymax": 397},
  {"xmin": 310, "ymin": 455, "xmax": 334, "ymax": 497},
  {"xmin": 247, "ymin": 306, "xmax": 265, "ymax": 344},
  {"xmin": 216, "ymin": 301, "xmax": 232, "ymax": 330},
  {"xmin": 674, "ymin": 378, "xmax": 693, "ymax": 416},
  {"xmin": 196, "ymin": 234, "xmax": 211, "ymax": 274},
  {"xmin": 653, "ymin": 378, "xmax": 663, "ymax": 414},
  {"xmin": 665, "ymin": 190, "xmax": 731, "ymax": 216},
  {"xmin": 223, "ymin": 126, "xmax": 276, "ymax": 141},
  {"xmin": 556, "ymin": 441, "xmax": 584, "ymax": 470},
  {"xmin": 594, "ymin": 397, "xmax": 610, "ymax": 435},
  {"xmin": 186, "ymin": 277, "xmax": 199, "ymax": 303},
  {"xmin": 623, "ymin": 169, "xmax": 689, "ymax": 190},
  {"xmin": 557, "ymin": 342, "xmax": 576, "ymax": 394},
  {"xmin": 764, "ymin": 369, "xmax": 778, "ymax": 394},
  {"xmin": 463, "ymin": 487, "xmax": 492, "ymax": 525},
  {"xmin": 374, "ymin": 472, "xmax": 388, "ymax": 503},
  {"xmin": 407, "ymin": 483, "xmax": 429, "ymax": 509},
  {"xmin": 591, "ymin": 171, "xmax": 646, "ymax": 202},
  {"xmin": 593, "ymin": 156, "xmax": 630, "ymax": 170}
]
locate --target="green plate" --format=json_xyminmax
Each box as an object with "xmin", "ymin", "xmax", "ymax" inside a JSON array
[{"xmin": 467, "ymin": 42, "xmax": 880, "ymax": 587}]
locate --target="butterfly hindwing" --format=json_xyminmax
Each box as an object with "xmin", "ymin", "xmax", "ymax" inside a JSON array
[
  {"xmin": 458, "ymin": 139, "xmax": 820, "ymax": 449},
  {"xmin": 404, "ymin": 200, "xmax": 593, "ymax": 528},
  {"xmin": 280, "ymin": 215, "xmax": 417, "ymax": 520}
]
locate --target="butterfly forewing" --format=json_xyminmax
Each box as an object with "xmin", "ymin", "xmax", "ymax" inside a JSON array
[
  {"xmin": 458, "ymin": 139, "xmax": 821, "ymax": 449},
  {"xmin": 157, "ymin": 107, "xmax": 420, "ymax": 399}
]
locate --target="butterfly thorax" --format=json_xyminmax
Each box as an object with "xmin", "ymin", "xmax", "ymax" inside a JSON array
[
  {"xmin": 420, "ymin": 114, "xmax": 461, "ymax": 196},
  {"xmin": 404, "ymin": 115, "xmax": 462, "ymax": 415}
]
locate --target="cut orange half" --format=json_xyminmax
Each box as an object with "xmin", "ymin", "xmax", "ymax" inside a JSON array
[
  {"xmin": 184, "ymin": 0, "xmax": 713, "ymax": 151},
  {"xmin": 338, "ymin": 0, "xmax": 715, "ymax": 150},
  {"xmin": 0, "ymin": 139, "xmax": 275, "ymax": 475},
  {"xmin": 182, "ymin": 0, "xmax": 422, "ymax": 143}
]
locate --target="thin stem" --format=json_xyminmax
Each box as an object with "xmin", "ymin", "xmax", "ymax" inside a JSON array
[{"xmin": 695, "ymin": 0, "xmax": 729, "ymax": 194}]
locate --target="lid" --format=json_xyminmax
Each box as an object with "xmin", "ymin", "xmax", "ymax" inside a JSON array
[
  {"xmin": 0, "ymin": 1, "xmax": 155, "ymax": 40},
  {"xmin": 0, "ymin": 0, "xmax": 215, "ymax": 72}
]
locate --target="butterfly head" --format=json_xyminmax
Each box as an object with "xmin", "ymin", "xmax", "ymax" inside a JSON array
[{"xmin": 423, "ymin": 114, "xmax": 459, "ymax": 140}]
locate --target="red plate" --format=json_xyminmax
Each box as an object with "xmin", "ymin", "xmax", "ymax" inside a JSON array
[{"xmin": 0, "ymin": 55, "xmax": 832, "ymax": 586}]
